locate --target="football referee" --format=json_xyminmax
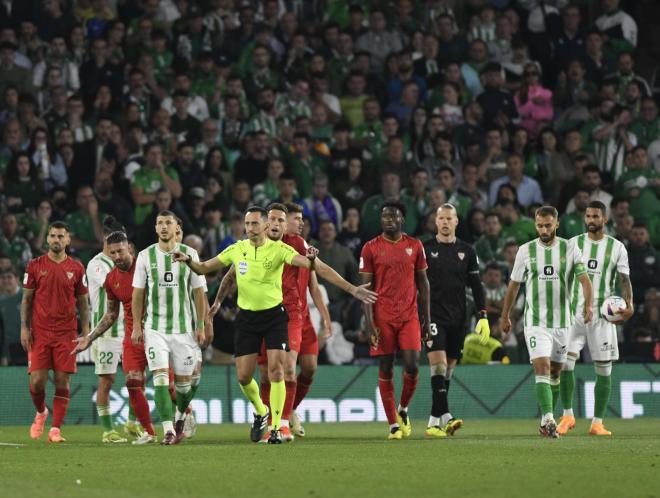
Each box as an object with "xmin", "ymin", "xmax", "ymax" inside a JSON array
[
  {"xmin": 172, "ymin": 206, "xmax": 376, "ymax": 444},
  {"xmin": 423, "ymin": 204, "xmax": 490, "ymax": 438}
]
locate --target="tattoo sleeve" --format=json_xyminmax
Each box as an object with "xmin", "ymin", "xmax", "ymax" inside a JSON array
[
  {"xmin": 88, "ymin": 299, "xmax": 119, "ymax": 342},
  {"xmin": 619, "ymin": 273, "xmax": 633, "ymax": 306}
]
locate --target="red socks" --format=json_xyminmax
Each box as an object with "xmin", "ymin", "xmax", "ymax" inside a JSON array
[
  {"xmin": 260, "ymin": 381, "xmax": 271, "ymax": 409},
  {"xmin": 378, "ymin": 371, "xmax": 397, "ymax": 424},
  {"xmin": 282, "ymin": 381, "xmax": 297, "ymax": 420},
  {"xmin": 52, "ymin": 388, "xmax": 70, "ymax": 428},
  {"xmin": 293, "ymin": 374, "xmax": 313, "ymax": 409},
  {"xmin": 127, "ymin": 379, "xmax": 155, "ymax": 436},
  {"xmin": 29, "ymin": 387, "xmax": 46, "ymax": 413},
  {"xmin": 400, "ymin": 371, "xmax": 419, "ymax": 409}
]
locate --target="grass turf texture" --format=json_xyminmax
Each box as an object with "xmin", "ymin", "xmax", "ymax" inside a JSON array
[{"xmin": 1, "ymin": 420, "xmax": 658, "ymax": 498}]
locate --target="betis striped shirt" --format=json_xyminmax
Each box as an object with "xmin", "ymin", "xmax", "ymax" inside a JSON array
[
  {"xmin": 87, "ymin": 252, "xmax": 123, "ymax": 339},
  {"xmin": 510, "ymin": 237, "xmax": 586, "ymax": 329},
  {"xmin": 133, "ymin": 243, "xmax": 205, "ymax": 334},
  {"xmin": 569, "ymin": 233, "xmax": 629, "ymax": 315}
]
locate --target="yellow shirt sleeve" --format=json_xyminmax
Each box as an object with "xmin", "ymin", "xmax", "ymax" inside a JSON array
[
  {"xmin": 279, "ymin": 241, "xmax": 298, "ymax": 265},
  {"xmin": 218, "ymin": 243, "xmax": 237, "ymax": 266}
]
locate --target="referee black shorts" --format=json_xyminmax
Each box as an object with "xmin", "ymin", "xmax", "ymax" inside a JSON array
[
  {"xmin": 426, "ymin": 317, "xmax": 466, "ymax": 360},
  {"xmin": 234, "ymin": 304, "xmax": 289, "ymax": 357}
]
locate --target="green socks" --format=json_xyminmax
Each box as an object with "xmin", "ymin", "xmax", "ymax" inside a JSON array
[
  {"xmin": 175, "ymin": 388, "xmax": 194, "ymax": 415},
  {"xmin": 269, "ymin": 380, "xmax": 285, "ymax": 430},
  {"xmin": 594, "ymin": 375, "xmax": 612, "ymax": 419},
  {"xmin": 240, "ymin": 378, "xmax": 268, "ymax": 417},
  {"xmin": 550, "ymin": 379, "xmax": 560, "ymax": 409},
  {"xmin": 154, "ymin": 385, "xmax": 174, "ymax": 424},
  {"xmin": 97, "ymin": 404, "xmax": 112, "ymax": 431},
  {"xmin": 535, "ymin": 376, "xmax": 553, "ymax": 415},
  {"xmin": 560, "ymin": 370, "xmax": 575, "ymax": 410}
]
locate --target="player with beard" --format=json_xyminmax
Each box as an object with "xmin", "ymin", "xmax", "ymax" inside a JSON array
[
  {"xmin": 178, "ymin": 206, "xmax": 376, "ymax": 443},
  {"xmin": 359, "ymin": 202, "xmax": 432, "ymax": 440},
  {"xmin": 558, "ymin": 201, "xmax": 633, "ymax": 436},
  {"xmin": 501, "ymin": 206, "xmax": 593, "ymax": 438},
  {"xmin": 72, "ymin": 231, "xmax": 158, "ymax": 444}
]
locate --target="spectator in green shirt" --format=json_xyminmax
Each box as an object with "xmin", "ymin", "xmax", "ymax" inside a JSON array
[
  {"xmin": 496, "ymin": 199, "xmax": 537, "ymax": 245},
  {"xmin": 0, "ymin": 267, "xmax": 24, "ymax": 365},
  {"xmin": 316, "ymin": 220, "xmax": 360, "ymax": 322},
  {"xmin": 474, "ymin": 212, "xmax": 508, "ymax": 270},
  {"xmin": 0, "ymin": 213, "xmax": 32, "ymax": 272},
  {"xmin": 131, "ymin": 142, "xmax": 183, "ymax": 224},
  {"xmin": 64, "ymin": 186, "xmax": 105, "ymax": 265},
  {"xmin": 361, "ymin": 172, "xmax": 418, "ymax": 239},
  {"xmin": 290, "ymin": 132, "xmax": 327, "ymax": 199},
  {"xmin": 558, "ymin": 188, "xmax": 589, "ymax": 239},
  {"xmin": 616, "ymin": 146, "xmax": 660, "ymax": 223},
  {"xmin": 436, "ymin": 166, "xmax": 472, "ymax": 220},
  {"xmin": 630, "ymin": 96, "xmax": 660, "ymax": 148}
]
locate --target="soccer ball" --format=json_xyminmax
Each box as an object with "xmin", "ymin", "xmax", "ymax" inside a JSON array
[{"xmin": 600, "ymin": 296, "xmax": 626, "ymax": 322}]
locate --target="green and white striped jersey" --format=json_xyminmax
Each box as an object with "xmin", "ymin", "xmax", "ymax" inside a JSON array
[
  {"xmin": 133, "ymin": 243, "xmax": 205, "ymax": 334},
  {"xmin": 87, "ymin": 252, "xmax": 124, "ymax": 340},
  {"xmin": 510, "ymin": 237, "xmax": 586, "ymax": 329},
  {"xmin": 569, "ymin": 233, "xmax": 629, "ymax": 314}
]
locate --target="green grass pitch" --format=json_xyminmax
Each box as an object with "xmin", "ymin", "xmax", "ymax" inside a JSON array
[{"xmin": 1, "ymin": 420, "xmax": 658, "ymax": 498}]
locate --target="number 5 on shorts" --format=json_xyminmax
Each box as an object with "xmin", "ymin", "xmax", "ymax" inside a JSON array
[
  {"xmin": 148, "ymin": 347, "xmax": 155, "ymax": 360},
  {"xmin": 529, "ymin": 336, "xmax": 536, "ymax": 348}
]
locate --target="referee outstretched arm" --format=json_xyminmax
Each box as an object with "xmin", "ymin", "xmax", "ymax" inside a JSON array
[{"xmin": 172, "ymin": 249, "xmax": 377, "ymax": 304}]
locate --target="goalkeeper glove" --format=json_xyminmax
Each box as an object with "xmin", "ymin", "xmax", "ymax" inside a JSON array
[{"xmin": 475, "ymin": 310, "xmax": 490, "ymax": 345}]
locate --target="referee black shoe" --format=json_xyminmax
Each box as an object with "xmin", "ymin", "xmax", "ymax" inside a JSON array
[
  {"xmin": 250, "ymin": 408, "xmax": 269, "ymax": 442},
  {"xmin": 267, "ymin": 429, "xmax": 282, "ymax": 444}
]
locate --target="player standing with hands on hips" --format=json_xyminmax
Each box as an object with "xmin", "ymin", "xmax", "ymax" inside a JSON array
[
  {"xmin": 423, "ymin": 204, "xmax": 490, "ymax": 438},
  {"xmin": 501, "ymin": 206, "xmax": 593, "ymax": 438},
  {"xmin": 558, "ymin": 201, "xmax": 633, "ymax": 436}
]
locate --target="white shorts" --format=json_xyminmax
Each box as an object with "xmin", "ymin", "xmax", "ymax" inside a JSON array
[
  {"xmin": 93, "ymin": 337, "xmax": 123, "ymax": 375},
  {"xmin": 524, "ymin": 326, "xmax": 568, "ymax": 363},
  {"xmin": 144, "ymin": 329, "xmax": 197, "ymax": 376},
  {"xmin": 193, "ymin": 344, "xmax": 202, "ymax": 365},
  {"xmin": 569, "ymin": 315, "xmax": 619, "ymax": 362}
]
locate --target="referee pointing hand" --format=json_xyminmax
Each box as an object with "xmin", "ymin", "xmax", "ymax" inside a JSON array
[
  {"xmin": 172, "ymin": 206, "xmax": 376, "ymax": 444},
  {"xmin": 423, "ymin": 203, "xmax": 489, "ymax": 438}
]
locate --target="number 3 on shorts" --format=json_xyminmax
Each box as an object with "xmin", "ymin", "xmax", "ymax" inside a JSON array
[
  {"xmin": 148, "ymin": 347, "xmax": 155, "ymax": 360},
  {"xmin": 529, "ymin": 336, "xmax": 536, "ymax": 348},
  {"xmin": 430, "ymin": 323, "xmax": 438, "ymax": 336}
]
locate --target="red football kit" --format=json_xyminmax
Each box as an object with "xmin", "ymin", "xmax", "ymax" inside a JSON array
[
  {"xmin": 104, "ymin": 259, "xmax": 147, "ymax": 373},
  {"xmin": 297, "ymin": 261, "xmax": 318, "ymax": 356},
  {"xmin": 359, "ymin": 234, "xmax": 427, "ymax": 356},
  {"xmin": 24, "ymin": 254, "xmax": 88, "ymax": 373}
]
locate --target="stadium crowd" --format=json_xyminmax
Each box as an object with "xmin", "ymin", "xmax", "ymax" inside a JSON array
[{"xmin": 0, "ymin": 0, "xmax": 659, "ymax": 366}]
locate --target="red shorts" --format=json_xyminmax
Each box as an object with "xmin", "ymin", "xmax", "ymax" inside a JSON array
[
  {"xmin": 122, "ymin": 339, "xmax": 148, "ymax": 373},
  {"xmin": 369, "ymin": 316, "xmax": 421, "ymax": 356},
  {"xmin": 257, "ymin": 311, "xmax": 304, "ymax": 365},
  {"xmin": 299, "ymin": 314, "xmax": 318, "ymax": 356},
  {"xmin": 28, "ymin": 330, "xmax": 77, "ymax": 373}
]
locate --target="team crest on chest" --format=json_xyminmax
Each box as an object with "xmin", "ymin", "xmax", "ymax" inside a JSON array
[
  {"xmin": 66, "ymin": 272, "xmax": 74, "ymax": 279},
  {"xmin": 405, "ymin": 247, "xmax": 413, "ymax": 256},
  {"xmin": 457, "ymin": 252, "xmax": 465, "ymax": 260},
  {"xmin": 263, "ymin": 259, "xmax": 272, "ymax": 269}
]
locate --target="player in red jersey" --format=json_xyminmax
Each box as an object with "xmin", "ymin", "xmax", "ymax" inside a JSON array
[
  {"xmin": 72, "ymin": 231, "xmax": 157, "ymax": 444},
  {"xmin": 20, "ymin": 221, "xmax": 89, "ymax": 443},
  {"xmin": 360, "ymin": 202, "xmax": 431, "ymax": 440},
  {"xmin": 287, "ymin": 202, "xmax": 332, "ymax": 437}
]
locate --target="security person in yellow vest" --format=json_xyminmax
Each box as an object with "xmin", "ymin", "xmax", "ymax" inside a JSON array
[{"xmin": 462, "ymin": 314, "xmax": 510, "ymax": 365}]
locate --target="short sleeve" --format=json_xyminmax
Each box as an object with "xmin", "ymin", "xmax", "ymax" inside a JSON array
[
  {"xmin": 23, "ymin": 260, "xmax": 36, "ymax": 289},
  {"xmin": 415, "ymin": 240, "xmax": 428, "ymax": 271},
  {"xmin": 75, "ymin": 263, "xmax": 88, "ymax": 296},
  {"xmin": 86, "ymin": 259, "xmax": 107, "ymax": 289},
  {"xmin": 189, "ymin": 249, "xmax": 206, "ymax": 290},
  {"xmin": 359, "ymin": 243, "xmax": 373, "ymax": 273},
  {"xmin": 218, "ymin": 243, "xmax": 236, "ymax": 266},
  {"xmin": 571, "ymin": 242, "xmax": 586, "ymax": 277},
  {"xmin": 510, "ymin": 246, "xmax": 526, "ymax": 283},
  {"xmin": 616, "ymin": 243, "xmax": 630, "ymax": 276},
  {"xmin": 132, "ymin": 252, "xmax": 148, "ymax": 289},
  {"xmin": 103, "ymin": 276, "xmax": 116, "ymax": 301}
]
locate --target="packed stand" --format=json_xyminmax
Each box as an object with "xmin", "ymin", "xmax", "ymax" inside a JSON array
[{"xmin": 0, "ymin": 0, "xmax": 659, "ymax": 366}]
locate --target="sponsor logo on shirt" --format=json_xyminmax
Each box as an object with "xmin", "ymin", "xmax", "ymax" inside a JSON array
[
  {"xmin": 238, "ymin": 261, "xmax": 248, "ymax": 275},
  {"xmin": 66, "ymin": 272, "xmax": 74, "ymax": 280},
  {"xmin": 40, "ymin": 270, "xmax": 47, "ymax": 276},
  {"xmin": 431, "ymin": 252, "xmax": 438, "ymax": 258}
]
